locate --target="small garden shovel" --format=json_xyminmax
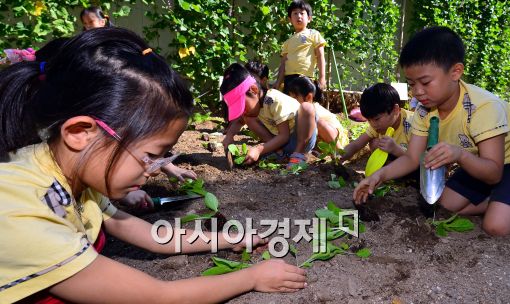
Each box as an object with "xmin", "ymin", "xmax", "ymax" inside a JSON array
[
  {"xmin": 365, "ymin": 127, "xmax": 395, "ymax": 176},
  {"xmin": 420, "ymin": 116, "xmax": 446, "ymax": 204}
]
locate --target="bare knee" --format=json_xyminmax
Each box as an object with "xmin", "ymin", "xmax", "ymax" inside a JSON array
[
  {"xmin": 482, "ymin": 220, "xmax": 510, "ymax": 236},
  {"xmin": 299, "ymin": 102, "xmax": 315, "ymax": 116}
]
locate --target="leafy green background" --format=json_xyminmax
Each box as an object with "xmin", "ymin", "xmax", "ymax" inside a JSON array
[{"xmin": 1, "ymin": 0, "xmax": 509, "ymax": 111}]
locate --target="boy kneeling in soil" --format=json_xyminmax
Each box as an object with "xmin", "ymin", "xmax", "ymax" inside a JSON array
[
  {"xmin": 354, "ymin": 26, "xmax": 510, "ymax": 236},
  {"xmin": 340, "ymin": 83, "xmax": 414, "ymax": 164},
  {"xmin": 222, "ymin": 63, "xmax": 318, "ymax": 169}
]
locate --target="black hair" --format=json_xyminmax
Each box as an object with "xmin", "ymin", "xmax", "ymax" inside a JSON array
[
  {"xmin": 287, "ymin": 0, "xmax": 312, "ymax": 18},
  {"xmin": 220, "ymin": 63, "xmax": 264, "ymax": 97},
  {"xmin": 359, "ymin": 83, "xmax": 400, "ymax": 119},
  {"xmin": 245, "ymin": 60, "xmax": 269, "ymax": 80},
  {"xmin": 80, "ymin": 6, "xmax": 113, "ymax": 30},
  {"xmin": 0, "ymin": 27, "xmax": 193, "ymax": 194},
  {"xmin": 399, "ymin": 26, "xmax": 465, "ymax": 71},
  {"xmin": 35, "ymin": 37, "xmax": 70, "ymax": 62},
  {"xmin": 286, "ymin": 76, "xmax": 323, "ymax": 102}
]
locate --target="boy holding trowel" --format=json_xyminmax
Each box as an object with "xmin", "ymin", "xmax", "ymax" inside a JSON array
[
  {"xmin": 340, "ymin": 83, "xmax": 414, "ymax": 163},
  {"xmin": 353, "ymin": 26, "xmax": 510, "ymax": 236}
]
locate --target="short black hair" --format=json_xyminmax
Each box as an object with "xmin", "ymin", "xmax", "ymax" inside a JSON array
[
  {"xmin": 287, "ymin": 0, "xmax": 312, "ymax": 18},
  {"xmin": 286, "ymin": 76, "xmax": 322, "ymax": 102},
  {"xmin": 360, "ymin": 83, "xmax": 400, "ymax": 119},
  {"xmin": 245, "ymin": 60, "xmax": 269, "ymax": 80},
  {"xmin": 399, "ymin": 26, "xmax": 465, "ymax": 71}
]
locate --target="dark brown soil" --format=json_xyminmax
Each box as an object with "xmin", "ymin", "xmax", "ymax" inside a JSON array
[{"xmin": 103, "ymin": 122, "xmax": 510, "ymax": 304}]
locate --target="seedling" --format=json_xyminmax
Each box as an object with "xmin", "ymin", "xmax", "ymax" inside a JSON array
[
  {"xmin": 280, "ymin": 162, "xmax": 308, "ymax": 175},
  {"xmin": 174, "ymin": 178, "xmax": 222, "ymax": 224},
  {"xmin": 178, "ymin": 178, "xmax": 207, "ymax": 196},
  {"xmin": 258, "ymin": 159, "xmax": 281, "ymax": 170},
  {"xmin": 428, "ymin": 214, "xmax": 475, "ymax": 237},
  {"xmin": 261, "ymin": 250, "xmax": 271, "ymax": 260},
  {"xmin": 181, "ymin": 192, "xmax": 220, "ymax": 224},
  {"xmin": 299, "ymin": 240, "xmax": 346, "ymax": 268},
  {"xmin": 373, "ymin": 183, "xmax": 399, "ymax": 198},
  {"xmin": 327, "ymin": 174, "xmax": 346, "ymax": 189},
  {"xmin": 317, "ymin": 133, "xmax": 345, "ymax": 166},
  {"xmin": 355, "ymin": 248, "xmax": 372, "ymax": 258},
  {"xmin": 227, "ymin": 143, "xmax": 248, "ymax": 165},
  {"xmin": 201, "ymin": 257, "xmax": 251, "ymax": 276}
]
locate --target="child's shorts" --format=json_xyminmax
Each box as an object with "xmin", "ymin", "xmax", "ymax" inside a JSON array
[
  {"xmin": 445, "ymin": 163, "xmax": 510, "ymax": 205},
  {"xmin": 282, "ymin": 110, "xmax": 318, "ymax": 155}
]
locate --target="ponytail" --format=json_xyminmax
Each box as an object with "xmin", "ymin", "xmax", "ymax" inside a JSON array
[{"xmin": 0, "ymin": 62, "xmax": 45, "ymax": 159}]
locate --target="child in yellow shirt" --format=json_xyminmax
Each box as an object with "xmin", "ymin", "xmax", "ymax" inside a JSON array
[
  {"xmin": 0, "ymin": 28, "xmax": 305, "ymax": 303},
  {"xmin": 354, "ymin": 26, "xmax": 510, "ymax": 236},
  {"xmin": 221, "ymin": 63, "xmax": 318, "ymax": 169},
  {"xmin": 286, "ymin": 76, "xmax": 349, "ymax": 149},
  {"xmin": 274, "ymin": 0, "xmax": 326, "ymax": 96},
  {"xmin": 341, "ymin": 83, "xmax": 414, "ymax": 162}
]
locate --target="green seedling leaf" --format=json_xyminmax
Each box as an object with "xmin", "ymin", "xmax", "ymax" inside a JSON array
[
  {"xmin": 181, "ymin": 211, "xmax": 216, "ymax": 224},
  {"xmin": 204, "ymin": 192, "xmax": 219, "ymax": 212},
  {"xmin": 227, "ymin": 144, "xmax": 239, "ymax": 155},
  {"xmin": 202, "ymin": 265, "xmax": 235, "ymax": 276},
  {"xmin": 356, "ymin": 248, "xmax": 371, "ymax": 258},
  {"xmin": 339, "ymin": 243, "xmax": 349, "ymax": 250},
  {"xmin": 429, "ymin": 214, "xmax": 474, "ymax": 237},
  {"xmin": 328, "ymin": 174, "xmax": 346, "ymax": 189},
  {"xmin": 241, "ymin": 249, "xmax": 251, "ymax": 262},
  {"xmin": 445, "ymin": 217, "xmax": 474, "ymax": 232},
  {"xmin": 262, "ymin": 250, "xmax": 271, "ymax": 260},
  {"xmin": 241, "ymin": 143, "xmax": 248, "ymax": 155},
  {"xmin": 435, "ymin": 223, "xmax": 448, "ymax": 237},
  {"xmin": 234, "ymin": 156, "xmax": 245, "ymax": 165},
  {"xmin": 315, "ymin": 208, "xmax": 339, "ymax": 225},
  {"xmin": 289, "ymin": 244, "xmax": 298, "ymax": 257},
  {"xmin": 326, "ymin": 228, "xmax": 346, "ymax": 240},
  {"xmin": 373, "ymin": 185, "xmax": 391, "ymax": 197},
  {"xmin": 300, "ymin": 261, "xmax": 313, "ymax": 268}
]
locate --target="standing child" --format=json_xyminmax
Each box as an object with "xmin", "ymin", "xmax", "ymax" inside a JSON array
[
  {"xmin": 0, "ymin": 28, "xmax": 306, "ymax": 303},
  {"xmin": 286, "ymin": 76, "xmax": 349, "ymax": 149},
  {"xmin": 341, "ymin": 83, "xmax": 414, "ymax": 162},
  {"xmin": 354, "ymin": 27, "xmax": 510, "ymax": 236},
  {"xmin": 221, "ymin": 63, "xmax": 318, "ymax": 169},
  {"xmin": 80, "ymin": 6, "xmax": 112, "ymax": 31},
  {"xmin": 274, "ymin": 0, "xmax": 326, "ymax": 96}
]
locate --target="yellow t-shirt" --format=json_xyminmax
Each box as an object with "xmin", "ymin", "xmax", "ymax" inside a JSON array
[
  {"xmin": 412, "ymin": 80, "xmax": 510, "ymax": 164},
  {"xmin": 258, "ymin": 89, "xmax": 300, "ymax": 135},
  {"xmin": 282, "ymin": 28, "xmax": 326, "ymax": 78},
  {"xmin": 0, "ymin": 143, "xmax": 117, "ymax": 302},
  {"xmin": 313, "ymin": 102, "xmax": 350, "ymax": 147},
  {"xmin": 366, "ymin": 109, "xmax": 414, "ymax": 150}
]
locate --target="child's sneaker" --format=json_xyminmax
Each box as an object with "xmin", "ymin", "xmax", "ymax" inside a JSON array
[{"xmin": 286, "ymin": 152, "xmax": 307, "ymax": 170}]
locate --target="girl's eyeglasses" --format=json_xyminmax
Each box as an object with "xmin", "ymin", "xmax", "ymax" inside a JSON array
[{"xmin": 94, "ymin": 118, "xmax": 177, "ymax": 174}]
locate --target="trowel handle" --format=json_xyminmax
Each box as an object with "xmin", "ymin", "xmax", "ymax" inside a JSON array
[
  {"xmin": 152, "ymin": 197, "xmax": 162, "ymax": 208},
  {"xmin": 427, "ymin": 116, "xmax": 440, "ymax": 149}
]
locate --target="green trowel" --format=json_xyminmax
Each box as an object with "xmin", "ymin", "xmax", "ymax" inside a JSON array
[{"xmin": 420, "ymin": 116, "xmax": 446, "ymax": 204}]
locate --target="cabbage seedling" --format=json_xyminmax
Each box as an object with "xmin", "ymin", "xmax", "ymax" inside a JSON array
[{"xmin": 227, "ymin": 143, "xmax": 248, "ymax": 165}]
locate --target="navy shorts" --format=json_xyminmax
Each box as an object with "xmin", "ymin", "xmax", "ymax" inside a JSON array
[
  {"xmin": 445, "ymin": 163, "xmax": 510, "ymax": 205},
  {"xmin": 282, "ymin": 111, "xmax": 318, "ymax": 155}
]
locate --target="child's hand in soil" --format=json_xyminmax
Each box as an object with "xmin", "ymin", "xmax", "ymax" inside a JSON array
[
  {"xmin": 353, "ymin": 170, "xmax": 384, "ymax": 204},
  {"xmin": 377, "ymin": 136, "xmax": 398, "ymax": 154},
  {"xmin": 244, "ymin": 145, "xmax": 263, "ymax": 165},
  {"xmin": 162, "ymin": 162, "xmax": 197, "ymax": 182},
  {"xmin": 248, "ymin": 259, "xmax": 307, "ymax": 292},
  {"xmin": 118, "ymin": 190, "xmax": 154, "ymax": 209}
]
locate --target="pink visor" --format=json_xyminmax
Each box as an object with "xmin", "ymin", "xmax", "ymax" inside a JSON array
[{"xmin": 223, "ymin": 75, "xmax": 256, "ymax": 121}]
